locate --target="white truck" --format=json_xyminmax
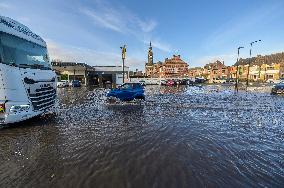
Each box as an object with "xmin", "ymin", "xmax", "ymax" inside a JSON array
[{"xmin": 0, "ymin": 16, "xmax": 57, "ymax": 124}]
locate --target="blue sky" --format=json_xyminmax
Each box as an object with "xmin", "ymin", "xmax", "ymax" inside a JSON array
[{"xmin": 0, "ymin": 0, "xmax": 284, "ymax": 70}]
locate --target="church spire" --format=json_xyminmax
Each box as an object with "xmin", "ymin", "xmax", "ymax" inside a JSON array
[{"xmin": 148, "ymin": 41, "xmax": 153, "ymax": 65}]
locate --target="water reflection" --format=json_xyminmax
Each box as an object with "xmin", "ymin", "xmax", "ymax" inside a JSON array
[
  {"xmin": 0, "ymin": 85, "xmax": 283, "ymax": 187},
  {"xmin": 159, "ymin": 85, "xmax": 189, "ymax": 94},
  {"xmin": 0, "ymin": 116, "xmax": 64, "ymax": 187}
]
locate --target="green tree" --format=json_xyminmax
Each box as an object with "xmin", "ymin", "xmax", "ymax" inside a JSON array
[{"xmin": 61, "ymin": 74, "xmax": 68, "ymax": 80}]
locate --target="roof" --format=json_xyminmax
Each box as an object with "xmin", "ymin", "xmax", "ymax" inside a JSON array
[
  {"xmin": 164, "ymin": 55, "xmax": 188, "ymax": 65},
  {"xmin": 0, "ymin": 15, "xmax": 46, "ymax": 47},
  {"xmin": 204, "ymin": 60, "xmax": 226, "ymax": 69},
  {"xmin": 51, "ymin": 61, "xmax": 94, "ymax": 69},
  {"xmin": 188, "ymin": 67, "xmax": 203, "ymax": 70},
  {"xmin": 93, "ymin": 65, "xmax": 129, "ymax": 68}
]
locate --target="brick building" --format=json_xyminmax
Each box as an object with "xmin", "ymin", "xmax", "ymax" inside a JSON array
[
  {"xmin": 159, "ymin": 55, "xmax": 189, "ymax": 78},
  {"xmin": 203, "ymin": 60, "xmax": 229, "ymax": 83},
  {"xmin": 188, "ymin": 67, "xmax": 204, "ymax": 78},
  {"xmin": 145, "ymin": 42, "xmax": 189, "ymax": 78}
]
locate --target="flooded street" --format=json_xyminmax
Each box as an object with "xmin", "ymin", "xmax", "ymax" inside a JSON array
[{"xmin": 0, "ymin": 85, "xmax": 284, "ymax": 188}]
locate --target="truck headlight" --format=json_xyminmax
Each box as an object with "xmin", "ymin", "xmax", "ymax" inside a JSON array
[{"xmin": 10, "ymin": 105, "xmax": 30, "ymax": 113}]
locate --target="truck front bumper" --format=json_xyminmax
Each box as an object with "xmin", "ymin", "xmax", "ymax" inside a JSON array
[
  {"xmin": 0, "ymin": 101, "xmax": 43, "ymax": 125},
  {"xmin": 0, "ymin": 111, "xmax": 42, "ymax": 125}
]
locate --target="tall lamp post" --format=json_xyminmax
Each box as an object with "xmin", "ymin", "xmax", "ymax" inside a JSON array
[
  {"xmin": 235, "ymin": 46, "xmax": 244, "ymax": 92},
  {"xmin": 246, "ymin": 40, "xmax": 261, "ymax": 89},
  {"xmin": 120, "ymin": 45, "xmax": 127, "ymax": 84}
]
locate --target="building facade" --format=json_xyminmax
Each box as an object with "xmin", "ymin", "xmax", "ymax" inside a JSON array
[
  {"xmin": 236, "ymin": 63, "xmax": 281, "ymax": 82},
  {"xmin": 159, "ymin": 55, "xmax": 189, "ymax": 78},
  {"xmin": 52, "ymin": 62, "xmax": 130, "ymax": 86},
  {"xmin": 203, "ymin": 61, "xmax": 229, "ymax": 82},
  {"xmin": 145, "ymin": 42, "xmax": 189, "ymax": 78},
  {"xmin": 186, "ymin": 52, "xmax": 284, "ymax": 83},
  {"xmin": 51, "ymin": 61, "xmax": 96, "ymax": 85},
  {"xmin": 188, "ymin": 67, "xmax": 204, "ymax": 78},
  {"xmin": 93, "ymin": 66, "xmax": 130, "ymax": 86}
]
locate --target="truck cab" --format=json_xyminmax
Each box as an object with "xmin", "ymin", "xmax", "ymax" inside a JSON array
[{"xmin": 0, "ymin": 16, "xmax": 56, "ymax": 124}]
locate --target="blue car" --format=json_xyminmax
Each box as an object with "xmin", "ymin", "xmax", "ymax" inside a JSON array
[
  {"xmin": 106, "ymin": 83, "xmax": 145, "ymax": 101},
  {"xmin": 71, "ymin": 80, "xmax": 81, "ymax": 87}
]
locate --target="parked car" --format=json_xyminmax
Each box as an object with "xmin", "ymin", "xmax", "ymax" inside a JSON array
[
  {"xmin": 266, "ymin": 79, "xmax": 275, "ymax": 84},
  {"xmin": 179, "ymin": 79, "xmax": 189, "ymax": 85},
  {"xmin": 271, "ymin": 83, "xmax": 284, "ymax": 95},
  {"xmin": 57, "ymin": 80, "xmax": 69, "ymax": 87},
  {"xmin": 226, "ymin": 78, "xmax": 236, "ymax": 83},
  {"xmin": 213, "ymin": 78, "xmax": 226, "ymax": 84},
  {"xmin": 105, "ymin": 81, "xmax": 112, "ymax": 89},
  {"xmin": 267, "ymin": 79, "xmax": 284, "ymax": 84},
  {"xmin": 106, "ymin": 83, "xmax": 145, "ymax": 101},
  {"xmin": 139, "ymin": 80, "xmax": 146, "ymax": 87},
  {"xmin": 160, "ymin": 80, "xmax": 167, "ymax": 86},
  {"xmin": 187, "ymin": 79, "xmax": 195, "ymax": 86},
  {"xmin": 195, "ymin": 77, "xmax": 206, "ymax": 84},
  {"xmin": 70, "ymin": 80, "xmax": 81, "ymax": 87},
  {"xmin": 166, "ymin": 80, "xmax": 175, "ymax": 86}
]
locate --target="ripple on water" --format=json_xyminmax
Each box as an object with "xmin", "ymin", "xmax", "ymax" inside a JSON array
[{"xmin": 0, "ymin": 85, "xmax": 283, "ymax": 188}]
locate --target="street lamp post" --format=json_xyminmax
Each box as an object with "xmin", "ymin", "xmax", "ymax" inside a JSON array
[
  {"xmin": 246, "ymin": 40, "xmax": 261, "ymax": 90},
  {"xmin": 120, "ymin": 45, "xmax": 127, "ymax": 84},
  {"xmin": 235, "ymin": 46, "xmax": 244, "ymax": 92}
]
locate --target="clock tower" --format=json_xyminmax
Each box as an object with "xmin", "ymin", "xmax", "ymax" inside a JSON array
[{"xmin": 145, "ymin": 42, "xmax": 154, "ymax": 77}]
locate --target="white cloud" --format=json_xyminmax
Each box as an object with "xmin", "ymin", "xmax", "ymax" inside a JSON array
[
  {"xmin": 80, "ymin": 1, "xmax": 157, "ymax": 35},
  {"xmin": 137, "ymin": 19, "xmax": 157, "ymax": 33},
  {"xmin": 79, "ymin": 0, "xmax": 172, "ymax": 54},
  {"xmin": 0, "ymin": 2, "xmax": 10, "ymax": 10},
  {"xmin": 47, "ymin": 39, "xmax": 119, "ymax": 64},
  {"xmin": 81, "ymin": 8, "xmax": 124, "ymax": 33},
  {"xmin": 47, "ymin": 39, "xmax": 145, "ymax": 70},
  {"xmin": 143, "ymin": 40, "xmax": 171, "ymax": 53},
  {"xmin": 194, "ymin": 54, "xmax": 236, "ymax": 67}
]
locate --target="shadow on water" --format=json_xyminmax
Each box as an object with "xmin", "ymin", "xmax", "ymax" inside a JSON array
[{"xmin": 105, "ymin": 103, "xmax": 144, "ymax": 112}]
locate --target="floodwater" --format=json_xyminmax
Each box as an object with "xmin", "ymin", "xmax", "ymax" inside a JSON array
[{"xmin": 0, "ymin": 85, "xmax": 283, "ymax": 188}]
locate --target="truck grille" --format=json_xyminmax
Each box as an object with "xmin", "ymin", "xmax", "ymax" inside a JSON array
[{"xmin": 28, "ymin": 86, "xmax": 56, "ymax": 111}]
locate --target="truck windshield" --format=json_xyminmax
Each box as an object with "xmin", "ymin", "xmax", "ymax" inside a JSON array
[{"xmin": 0, "ymin": 32, "xmax": 51, "ymax": 70}]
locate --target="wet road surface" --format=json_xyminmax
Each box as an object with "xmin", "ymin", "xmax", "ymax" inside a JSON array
[{"xmin": 0, "ymin": 85, "xmax": 283, "ymax": 188}]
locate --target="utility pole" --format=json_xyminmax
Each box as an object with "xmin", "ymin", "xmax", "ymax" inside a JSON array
[
  {"xmin": 235, "ymin": 46, "xmax": 244, "ymax": 92},
  {"xmin": 246, "ymin": 40, "xmax": 261, "ymax": 90},
  {"xmin": 120, "ymin": 45, "xmax": 126, "ymax": 84}
]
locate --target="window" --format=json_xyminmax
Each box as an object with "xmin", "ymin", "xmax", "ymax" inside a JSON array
[
  {"xmin": 0, "ymin": 32, "xmax": 51, "ymax": 70},
  {"xmin": 267, "ymin": 75, "xmax": 274, "ymax": 79}
]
